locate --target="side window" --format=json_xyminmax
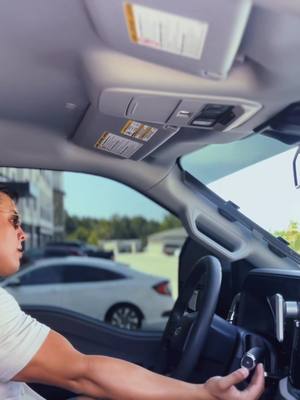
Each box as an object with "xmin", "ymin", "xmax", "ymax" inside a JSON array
[
  {"xmin": 20, "ymin": 265, "xmax": 64, "ymax": 285},
  {"xmin": 63, "ymin": 265, "xmax": 125, "ymax": 283},
  {"xmin": 4, "ymin": 168, "xmax": 184, "ymax": 332},
  {"xmin": 63, "ymin": 173, "xmax": 184, "ymax": 331}
]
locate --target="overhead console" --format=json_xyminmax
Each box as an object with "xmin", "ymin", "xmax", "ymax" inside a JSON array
[
  {"xmin": 75, "ymin": 1, "xmax": 266, "ymax": 161},
  {"xmin": 74, "ymin": 1, "xmax": 269, "ymax": 161},
  {"xmin": 72, "ymin": 93, "xmax": 261, "ymax": 161},
  {"xmin": 99, "ymin": 89, "xmax": 261, "ymax": 132}
]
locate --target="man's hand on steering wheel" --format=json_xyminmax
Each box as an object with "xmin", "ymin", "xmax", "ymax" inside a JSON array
[{"xmin": 202, "ymin": 363, "xmax": 265, "ymax": 400}]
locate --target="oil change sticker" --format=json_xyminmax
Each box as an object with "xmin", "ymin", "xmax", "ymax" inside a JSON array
[
  {"xmin": 121, "ymin": 120, "xmax": 158, "ymax": 142},
  {"xmin": 124, "ymin": 3, "xmax": 208, "ymax": 60},
  {"xmin": 94, "ymin": 132, "xmax": 142, "ymax": 158}
]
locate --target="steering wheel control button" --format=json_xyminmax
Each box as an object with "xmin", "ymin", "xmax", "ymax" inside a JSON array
[{"xmin": 241, "ymin": 353, "xmax": 256, "ymax": 370}]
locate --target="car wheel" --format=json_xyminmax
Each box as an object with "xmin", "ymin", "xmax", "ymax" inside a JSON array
[{"xmin": 105, "ymin": 303, "xmax": 143, "ymax": 330}]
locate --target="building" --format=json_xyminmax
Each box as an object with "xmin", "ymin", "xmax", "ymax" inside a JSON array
[
  {"xmin": 0, "ymin": 168, "xmax": 65, "ymax": 247},
  {"xmin": 147, "ymin": 227, "xmax": 188, "ymax": 255},
  {"xmin": 102, "ymin": 239, "xmax": 143, "ymax": 254},
  {"xmin": 52, "ymin": 172, "xmax": 65, "ymax": 241}
]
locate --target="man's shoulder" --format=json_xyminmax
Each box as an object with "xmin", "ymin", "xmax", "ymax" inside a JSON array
[
  {"xmin": 0, "ymin": 287, "xmax": 21, "ymax": 319},
  {"xmin": 0, "ymin": 286, "xmax": 18, "ymax": 302}
]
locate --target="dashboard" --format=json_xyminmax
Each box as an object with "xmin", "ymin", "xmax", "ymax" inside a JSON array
[
  {"xmin": 199, "ymin": 267, "xmax": 300, "ymax": 399},
  {"xmin": 235, "ymin": 268, "xmax": 300, "ymax": 399},
  {"xmin": 237, "ymin": 268, "xmax": 300, "ymax": 340}
]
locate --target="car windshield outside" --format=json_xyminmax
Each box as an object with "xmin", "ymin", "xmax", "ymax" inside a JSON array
[
  {"xmin": 181, "ymin": 135, "xmax": 300, "ymax": 254},
  {"xmin": 0, "ymin": 167, "xmax": 182, "ymax": 331}
]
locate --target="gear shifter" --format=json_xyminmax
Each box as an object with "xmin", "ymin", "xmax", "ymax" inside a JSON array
[
  {"xmin": 269, "ymin": 294, "xmax": 300, "ymax": 399},
  {"xmin": 268, "ymin": 294, "xmax": 300, "ymax": 342}
]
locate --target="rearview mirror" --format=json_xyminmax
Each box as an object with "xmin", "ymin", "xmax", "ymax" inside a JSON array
[{"xmin": 292, "ymin": 146, "xmax": 300, "ymax": 189}]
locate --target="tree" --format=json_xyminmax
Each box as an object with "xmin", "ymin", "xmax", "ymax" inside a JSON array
[
  {"xmin": 69, "ymin": 226, "xmax": 89, "ymax": 242},
  {"xmin": 64, "ymin": 212, "xmax": 182, "ymax": 245},
  {"xmin": 87, "ymin": 230, "xmax": 99, "ymax": 246},
  {"xmin": 159, "ymin": 213, "xmax": 182, "ymax": 231},
  {"xmin": 274, "ymin": 221, "xmax": 300, "ymax": 252}
]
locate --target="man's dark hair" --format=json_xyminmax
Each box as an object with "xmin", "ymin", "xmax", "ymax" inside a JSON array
[{"xmin": 0, "ymin": 184, "xmax": 18, "ymax": 202}]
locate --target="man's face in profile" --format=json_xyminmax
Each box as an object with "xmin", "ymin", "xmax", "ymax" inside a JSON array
[{"xmin": 0, "ymin": 193, "xmax": 25, "ymax": 277}]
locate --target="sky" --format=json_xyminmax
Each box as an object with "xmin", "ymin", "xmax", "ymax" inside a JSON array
[
  {"xmin": 63, "ymin": 172, "xmax": 167, "ymax": 221},
  {"xmin": 64, "ymin": 148, "xmax": 300, "ymax": 232},
  {"xmin": 208, "ymin": 149, "xmax": 300, "ymax": 232}
]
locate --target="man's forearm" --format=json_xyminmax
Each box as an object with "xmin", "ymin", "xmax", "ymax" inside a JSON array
[
  {"xmin": 72, "ymin": 355, "xmax": 211, "ymax": 400},
  {"xmin": 15, "ymin": 330, "xmax": 263, "ymax": 400}
]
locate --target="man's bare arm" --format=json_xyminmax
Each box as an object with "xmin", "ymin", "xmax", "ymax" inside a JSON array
[{"xmin": 14, "ymin": 330, "xmax": 264, "ymax": 400}]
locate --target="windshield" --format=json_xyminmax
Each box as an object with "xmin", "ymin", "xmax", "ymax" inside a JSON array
[{"xmin": 181, "ymin": 135, "xmax": 300, "ymax": 254}]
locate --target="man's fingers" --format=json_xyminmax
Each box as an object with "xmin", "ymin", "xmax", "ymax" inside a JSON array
[
  {"xmin": 252, "ymin": 364, "xmax": 264, "ymax": 385},
  {"xmin": 245, "ymin": 364, "xmax": 265, "ymax": 397},
  {"xmin": 218, "ymin": 368, "xmax": 249, "ymax": 390}
]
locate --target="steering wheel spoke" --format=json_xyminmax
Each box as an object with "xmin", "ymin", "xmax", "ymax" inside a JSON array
[{"xmin": 154, "ymin": 255, "xmax": 222, "ymax": 381}]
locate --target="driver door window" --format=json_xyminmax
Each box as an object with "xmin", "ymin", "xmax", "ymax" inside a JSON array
[
  {"xmin": 6, "ymin": 265, "xmax": 64, "ymax": 308},
  {"xmin": 3, "ymin": 168, "xmax": 185, "ymax": 331}
]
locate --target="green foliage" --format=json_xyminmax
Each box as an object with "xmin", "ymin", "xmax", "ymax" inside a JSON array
[
  {"xmin": 274, "ymin": 221, "xmax": 300, "ymax": 253},
  {"xmin": 65, "ymin": 212, "xmax": 182, "ymax": 245},
  {"xmin": 159, "ymin": 213, "xmax": 182, "ymax": 231}
]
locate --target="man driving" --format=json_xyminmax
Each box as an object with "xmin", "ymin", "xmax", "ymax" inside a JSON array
[{"xmin": 0, "ymin": 185, "xmax": 265, "ymax": 400}]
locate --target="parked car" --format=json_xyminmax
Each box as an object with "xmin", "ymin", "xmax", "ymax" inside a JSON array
[
  {"xmin": 21, "ymin": 245, "xmax": 86, "ymax": 265},
  {"xmin": 83, "ymin": 244, "xmax": 115, "ymax": 260},
  {"xmin": 1, "ymin": 257, "xmax": 173, "ymax": 330},
  {"xmin": 1, "ymin": 1, "xmax": 300, "ymax": 398},
  {"xmin": 163, "ymin": 243, "xmax": 181, "ymax": 256},
  {"xmin": 46, "ymin": 241, "xmax": 115, "ymax": 260}
]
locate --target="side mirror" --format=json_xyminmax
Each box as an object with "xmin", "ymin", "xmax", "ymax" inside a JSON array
[
  {"xmin": 292, "ymin": 146, "xmax": 300, "ymax": 189},
  {"xmin": 7, "ymin": 277, "xmax": 21, "ymax": 287}
]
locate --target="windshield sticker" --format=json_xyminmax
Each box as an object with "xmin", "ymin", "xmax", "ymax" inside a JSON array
[
  {"xmin": 124, "ymin": 3, "xmax": 208, "ymax": 60},
  {"xmin": 95, "ymin": 132, "xmax": 143, "ymax": 158},
  {"xmin": 121, "ymin": 120, "xmax": 158, "ymax": 142}
]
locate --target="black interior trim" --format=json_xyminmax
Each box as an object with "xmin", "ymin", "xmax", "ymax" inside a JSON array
[{"xmin": 182, "ymin": 170, "xmax": 300, "ymax": 265}]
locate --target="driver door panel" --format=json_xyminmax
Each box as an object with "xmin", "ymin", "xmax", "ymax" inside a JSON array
[{"xmin": 22, "ymin": 305, "xmax": 162, "ymax": 366}]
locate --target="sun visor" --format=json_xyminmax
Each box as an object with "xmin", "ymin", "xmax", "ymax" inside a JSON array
[{"xmin": 84, "ymin": 0, "xmax": 252, "ymax": 79}]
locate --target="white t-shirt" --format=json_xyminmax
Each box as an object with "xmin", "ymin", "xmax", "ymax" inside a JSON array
[{"xmin": 0, "ymin": 287, "xmax": 50, "ymax": 399}]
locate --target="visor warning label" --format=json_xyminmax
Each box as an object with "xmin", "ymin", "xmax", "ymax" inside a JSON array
[{"xmin": 95, "ymin": 132, "xmax": 142, "ymax": 158}]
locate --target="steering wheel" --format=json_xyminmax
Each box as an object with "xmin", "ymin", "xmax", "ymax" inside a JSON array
[{"xmin": 154, "ymin": 255, "xmax": 222, "ymax": 380}]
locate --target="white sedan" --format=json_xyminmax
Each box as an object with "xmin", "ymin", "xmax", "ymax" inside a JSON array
[{"xmin": 1, "ymin": 257, "xmax": 173, "ymax": 331}]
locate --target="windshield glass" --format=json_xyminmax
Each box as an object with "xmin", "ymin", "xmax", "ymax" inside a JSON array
[{"xmin": 181, "ymin": 135, "xmax": 300, "ymax": 254}]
